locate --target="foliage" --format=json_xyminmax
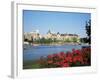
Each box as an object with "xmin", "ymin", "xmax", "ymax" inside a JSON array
[
  {"xmin": 33, "ymin": 37, "xmax": 79, "ymax": 44},
  {"xmin": 85, "ymin": 20, "xmax": 91, "ymax": 44},
  {"xmin": 38, "ymin": 47, "xmax": 91, "ymax": 68},
  {"xmin": 71, "ymin": 37, "xmax": 78, "ymax": 43},
  {"xmin": 64, "ymin": 38, "xmax": 71, "ymax": 42},
  {"xmin": 80, "ymin": 37, "xmax": 88, "ymax": 43},
  {"xmin": 34, "ymin": 38, "xmax": 54, "ymax": 44}
]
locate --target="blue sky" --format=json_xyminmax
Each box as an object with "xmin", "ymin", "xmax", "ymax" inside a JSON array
[{"xmin": 23, "ymin": 10, "xmax": 91, "ymax": 38}]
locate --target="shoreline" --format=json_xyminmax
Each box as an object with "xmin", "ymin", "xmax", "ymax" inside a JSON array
[{"xmin": 24, "ymin": 42, "xmax": 89, "ymax": 47}]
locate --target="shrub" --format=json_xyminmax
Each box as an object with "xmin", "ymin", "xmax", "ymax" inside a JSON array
[{"xmin": 38, "ymin": 47, "xmax": 91, "ymax": 68}]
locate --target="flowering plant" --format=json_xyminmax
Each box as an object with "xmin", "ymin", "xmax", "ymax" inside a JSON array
[{"xmin": 38, "ymin": 47, "xmax": 91, "ymax": 68}]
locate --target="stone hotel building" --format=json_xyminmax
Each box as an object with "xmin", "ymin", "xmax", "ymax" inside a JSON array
[{"xmin": 24, "ymin": 30, "xmax": 80, "ymax": 43}]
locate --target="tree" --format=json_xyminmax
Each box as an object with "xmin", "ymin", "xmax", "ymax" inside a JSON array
[
  {"xmin": 85, "ymin": 20, "xmax": 91, "ymax": 44},
  {"xmin": 71, "ymin": 37, "xmax": 78, "ymax": 43},
  {"xmin": 80, "ymin": 37, "xmax": 88, "ymax": 43},
  {"xmin": 64, "ymin": 38, "xmax": 71, "ymax": 42},
  {"xmin": 53, "ymin": 38, "xmax": 57, "ymax": 42},
  {"xmin": 40, "ymin": 37, "xmax": 45, "ymax": 44}
]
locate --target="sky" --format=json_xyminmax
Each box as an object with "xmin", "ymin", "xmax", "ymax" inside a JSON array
[{"xmin": 23, "ymin": 10, "xmax": 91, "ymax": 38}]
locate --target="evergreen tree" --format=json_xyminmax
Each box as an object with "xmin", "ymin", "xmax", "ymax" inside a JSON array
[{"xmin": 85, "ymin": 20, "xmax": 91, "ymax": 44}]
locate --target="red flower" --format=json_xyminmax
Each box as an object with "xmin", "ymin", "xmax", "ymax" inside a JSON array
[
  {"xmin": 73, "ymin": 55, "xmax": 83, "ymax": 63},
  {"xmin": 54, "ymin": 62, "xmax": 60, "ymax": 65},
  {"xmin": 39, "ymin": 47, "xmax": 91, "ymax": 68},
  {"xmin": 53, "ymin": 54, "xmax": 58, "ymax": 57},
  {"xmin": 73, "ymin": 56, "xmax": 77, "ymax": 63},
  {"xmin": 47, "ymin": 55, "xmax": 52, "ymax": 59},
  {"xmin": 48, "ymin": 60, "xmax": 53, "ymax": 64},
  {"xmin": 60, "ymin": 52, "xmax": 65, "ymax": 56},
  {"xmin": 61, "ymin": 63, "xmax": 69, "ymax": 67},
  {"xmin": 65, "ymin": 56, "xmax": 72, "ymax": 63}
]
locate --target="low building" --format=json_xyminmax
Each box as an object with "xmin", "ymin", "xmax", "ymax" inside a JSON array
[
  {"xmin": 46, "ymin": 30, "xmax": 80, "ymax": 42},
  {"xmin": 24, "ymin": 30, "xmax": 40, "ymax": 41},
  {"xmin": 24, "ymin": 29, "xmax": 80, "ymax": 43}
]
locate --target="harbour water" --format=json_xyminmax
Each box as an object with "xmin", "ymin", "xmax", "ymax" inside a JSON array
[{"xmin": 23, "ymin": 44, "xmax": 86, "ymax": 61}]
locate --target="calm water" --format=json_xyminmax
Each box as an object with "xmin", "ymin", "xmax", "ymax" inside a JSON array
[{"xmin": 23, "ymin": 44, "xmax": 86, "ymax": 61}]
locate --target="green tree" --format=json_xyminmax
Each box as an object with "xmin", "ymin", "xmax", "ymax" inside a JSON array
[
  {"xmin": 64, "ymin": 38, "xmax": 71, "ymax": 42},
  {"xmin": 85, "ymin": 20, "xmax": 91, "ymax": 44},
  {"xmin": 71, "ymin": 37, "xmax": 78, "ymax": 43},
  {"xmin": 80, "ymin": 37, "xmax": 88, "ymax": 43}
]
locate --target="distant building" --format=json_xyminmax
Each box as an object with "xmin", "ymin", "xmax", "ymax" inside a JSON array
[
  {"xmin": 45, "ymin": 30, "xmax": 80, "ymax": 42},
  {"xmin": 24, "ymin": 32, "xmax": 32, "ymax": 41},
  {"xmin": 24, "ymin": 30, "xmax": 40, "ymax": 41},
  {"xmin": 24, "ymin": 29, "xmax": 80, "ymax": 43},
  {"xmin": 46, "ymin": 30, "xmax": 57, "ymax": 40}
]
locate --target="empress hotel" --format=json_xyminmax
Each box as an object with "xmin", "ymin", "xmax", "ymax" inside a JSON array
[{"xmin": 24, "ymin": 30, "xmax": 80, "ymax": 42}]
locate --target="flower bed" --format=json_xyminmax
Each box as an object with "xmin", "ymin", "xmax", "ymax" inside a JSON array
[{"xmin": 38, "ymin": 47, "xmax": 91, "ymax": 68}]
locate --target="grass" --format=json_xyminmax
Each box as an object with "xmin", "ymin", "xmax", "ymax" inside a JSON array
[{"xmin": 23, "ymin": 60, "xmax": 41, "ymax": 69}]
